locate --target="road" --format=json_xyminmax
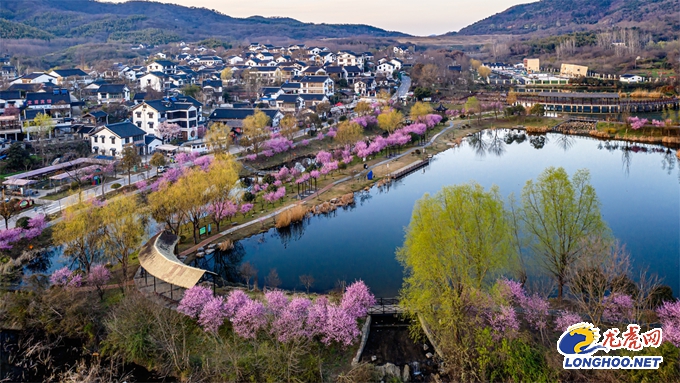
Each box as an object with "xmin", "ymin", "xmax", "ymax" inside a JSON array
[
  {"xmin": 393, "ymin": 74, "xmax": 411, "ymax": 100},
  {"xmin": 7, "ymin": 126, "xmax": 319, "ymax": 228}
]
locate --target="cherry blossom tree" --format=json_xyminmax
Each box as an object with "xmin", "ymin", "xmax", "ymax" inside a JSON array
[
  {"xmin": 177, "ymin": 285, "xmax": 213, "ymax": 318},
  {"xmin": 194, "ymin": 155, "xmax": 213, "ymax": 171},
  {"xmin": 275, "ymin": 166, "xmax": 290, "ymax": 182},
  {"xmin": 315, "ymin": 150, "xmax": 332, "ymax": 164},
  {"xmin": 486, "ymin": 305, "xmax": 519, "ymax": 340},
  {"xmin": 321, "ymin": 306, "xmax": 360, "ymax": 346},
  {"xmin": 265, "ymin": 290, "xmax": 288, "ymax": 315},
  {"xmin": 157, "ymin": 122, "xmax": 181, "ymax": 142},
  {"xmin": 554, "ymin": 311, "xmax": 582, "ymax": 331},
  {"xmin": 199, "ymin": 295, "xmax": 230, "ymax": 333},
  {"xmin": 87, "ymin": 264, "xmax": 111, "ymax": 300},
  {"xmin": 50, "ymin": 267, "xmax": 73, "ymax": 286},
  {"xmin": 341, "ymin": 280, "xmax": 376, "ymax": 318},
  {"xmin": 273, "ymin": 297, "xmax": 312, "ymax": 343},
  {"xmin": 225, "ymin": 290, "xmax": 250, "ymax": 317},
  {"xmin": 231, "ymin": 299, "xmax": 268, "ymax": 339},
  {"xmin": 602, "ymin": 293, "xmax": 634, "ymax": 323},
  {"xmin": 239, "ymin": 203, "xmax": 253, "ymax": 217},
  {"xmin": 656, "ymin": 300, "xmax": 680, "ymax": 347}
]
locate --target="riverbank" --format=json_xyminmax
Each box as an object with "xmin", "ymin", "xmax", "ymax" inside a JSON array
[{"xmin": 177, "ymin": 120, "xmax": 482, "ymax": 256}]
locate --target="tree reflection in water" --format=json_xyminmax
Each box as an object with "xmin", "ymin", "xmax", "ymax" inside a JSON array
[
  {"xmin": 530, "ymin": 135, "xmax": 547, "ymax": 149},
  {"xmin": 276, "ymin": 217, "xmax": 310, "ymax": 249},
  {"xmin": 195, "ymin": 242, "xmax": 246, "ymax": 285},
  {"xmin": 468, "ymin": 131, "xmax": 489, "ymax": 157},
  {"xmin": 554, "ymin": 134, "xmax": 575, "ymax": 152}
]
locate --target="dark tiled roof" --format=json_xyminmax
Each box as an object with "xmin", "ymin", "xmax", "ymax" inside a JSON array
[
  {"xmin": 8, "ymin": 83, "xmax": 42, "ymax": 92},
  {"xmin": 97, "ymin": 84, "xmax": 128, "ymax": 93},
  {"xmin": 89, "ymin": 110, "xmax": 108, "ymax": 118},
  {"xmin": 299, "ymin": 94, "xmax": 327, "ymax": 101},
  {"xmin": 102, "ymin": 122, "xmax": 146, "ymax": 138},
  {"xmin": 324, "ymin": 66, "xmax": 345, "ymax": 74},
  {"xmin": 25, "ymin": 90, "xmax": 70, "ymax": 105},
  {"xmin": 0, "ymin": 91, "xmax": 21, "ymax": 100},
  {"xmin": 51, "ymin": 68, "xmax": 88, "ymax": 77},
  {"xmin": 281, "ymin": 82, "xmax": 301, "ymax": 89},
  {"xmin": 343, "ymin": 65, "xmax": 362, "ymax": 73},
  {"xmin": 145, "ymin": 135, "xmax": 161, "ymax": 145},
  {"xmin": 152, "ymin": 60, "xmax": 176, "ymax": 67},
  {"xmin": 299, "ymin": 76, "xmax": 330, "ymax": 83},
  {"xmin": 209, "ymin": 108, "xmax": 280, "ymax": 121},
  {"xmin": 275, "ymin": 94, "xmax": 301, "ymax": 103},
  {"xmin": 133, "ymin": 92, "xmax": 147, "ymax": 101}
]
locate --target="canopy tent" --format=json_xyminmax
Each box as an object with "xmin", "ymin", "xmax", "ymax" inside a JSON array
[
  {"xmin": 156, "ymin": 144, "xmax": 180, "ymax": 152},
  {"xmin": 2, "ymin": 178, "xmax": 36, "ymax": 186},
  {"xmin": 138, "ymin": 232, "xmax": 206, "ymax": 289},
  {"xmin": 48, "ymin": 165, "xmax": 100, "ymax": 181}
]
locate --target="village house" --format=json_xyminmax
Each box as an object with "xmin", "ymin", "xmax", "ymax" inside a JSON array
[
  {"xmin": 90, "ymin": 122, "xmax": 146, "ymax": 157},
  {"xmin": 10, "ymin": 72, "xmax": 57, "ymax": 85},
  {"xmin": 131, "ymin": 97, "xmax": 202, "ymax": 141},
  {"xmin": 47, "ymin": 68, "xmax": 91, "ymax": 86},
  {"xmin": 208, "ymin": 108, "xmax": 283, "ymax": 128},
  {"xmin": 23, "ymin": 89, "xmax": 73, "ymax": 130},
  {"xmin": 147, "ymin": 60, "xmax": 177, "ymax": 75},
  {"xmin": 297, "ymin": 76, "xmax": 334, "ymax": 96},
  {"xmin": 620, "ymin": 74, "xmax": 643, "ymax": 83},
  {"xmin": 337, "ymin": 51, "xmax": 363, "ymax": 67},
  {"xmin": 97, "ymin": 84, "xmax": 130, "ymax": 104}
]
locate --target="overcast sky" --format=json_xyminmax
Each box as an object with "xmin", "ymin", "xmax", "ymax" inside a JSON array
[{"xmin": 103, "ymin": 0, "xmax": 534, "ymax": 36}]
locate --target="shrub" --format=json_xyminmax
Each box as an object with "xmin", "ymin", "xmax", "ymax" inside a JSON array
[
  {"xmin": 15, "ymin": 216, "xmax": 30, "ymax": 229},
  {"xmin": 606, "ymin": 128, "xmax": 618, "ymax": 134},
  {"xmin": 243, "ymin": 192, "xmax": 256, "ymax": 202},
  {"xmin": 70, "ymin": 181, "xmax": 80, "ymax": 190},
  {"xmin": 338, "ymin": 116, "xmax": 347, "ymax": 122},
  {"xmin": 111, "ymin": 183, "xmax": 122, "ymax": 189},
  {"xmin": 263, "ymin": 174, "xmax": 275, "ymax": 184},
  {"xmin": 275, "ymin": 205, "xmax": 308, "ymax": 228},
  {"xmin": 338, "ymin": 162, "xmax": 347, "ymax": 170}
]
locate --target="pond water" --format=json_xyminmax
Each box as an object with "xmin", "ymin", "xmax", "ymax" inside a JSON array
[{"xmin": 192, "ymin": 129, "xmax": 680, "ymax": 298}]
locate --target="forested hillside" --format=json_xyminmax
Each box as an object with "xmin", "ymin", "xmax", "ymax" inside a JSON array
[{"xmin": 0, "ymin": 0, "xmax": 407, "ymax": 43}]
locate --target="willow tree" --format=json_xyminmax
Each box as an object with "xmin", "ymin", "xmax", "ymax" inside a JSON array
[
  {"xmin": 205, "ymin": 122, "xmax": 232, "ymax": 155},
  {"xmin": 279, "ymin": 114, "xmax": 298, "ymax": 140},
  {"xmin": 520, "ymin": 167, "xmax": 609, "ymax": 299},
  {"xmin": 53, "ymin": 201, "xmax": 105, "ymax": 273},
  {"xmin": 241, "ymin": 109, "xmax": 271, "ymax": 155},
  {"xmin": 397, "ymin": 183, "xmax": 515, "ymax": 376},
  {"xmin": 377, "ymin": 109, "xmax": 403, "ymax": 133},
  {"xmin": 101, "ymin": 195, "xmax": 147, "ymax": 285}
]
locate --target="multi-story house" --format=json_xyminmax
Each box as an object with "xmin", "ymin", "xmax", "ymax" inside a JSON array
[
  {"xmin": 47, "ymin": 68, "xmax": 91, "ymax": 86},
  {"xmin": 23, "ymin": 89, "xmax": 73, "ymax": 131},
  {"xmin": 146, "ymin": 60, "xmax": 177, "ymax": 75},
  {"xmin": 131, "ymin": 97, "xmax": 202, "ymax": 141},
  {"xmin": 297, "ymin": 76, "xmax": 334, "ymax": 96},
  {"xmin": 97, "ymin": 84, "xmax": 131, "ymax": 104},
  {"xmin": 337, "ymin": 51, "xmax": 364, "ymax": 67}
]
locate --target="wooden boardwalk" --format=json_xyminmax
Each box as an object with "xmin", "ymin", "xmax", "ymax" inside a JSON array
[{"xmin": 387, "ymin": 159, "xmax": 430, "ymax": 180}]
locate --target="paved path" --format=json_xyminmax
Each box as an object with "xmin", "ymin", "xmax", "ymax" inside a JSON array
[{"xmin": 393, "ymin": 74, "xmax": 411, "ymax": 100}]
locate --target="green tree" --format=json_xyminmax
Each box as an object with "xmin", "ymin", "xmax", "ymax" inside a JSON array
[
  {"xmin": 149, "ymin": 152, "xmax": 166, "ymax": 168},
  {"xmin": 529, "ymin": 103, "xmax": 545, "ymax": 117},
  {"xmin": 205, "ymin": 122, "xmax": 232, "ymax": 155},
  {"xmin": 397, "ymin": 183, "xmax": 516, "ymax": 378},
  {"xmin": 241, "ymin": 110, "xmax": 270, "ymax": 155},
  {"xmin": 465, "ymin": 96, "xmax": 482, "ymax": 125},
  {"xmin": 101, "ymin": 195, "xmax": 147, "ymax": 285},
  {"xmin": 120, "ymin": 146, "xmax": 141, "ymax": 186},
  {"xmin": 26, "ymin": 113, "xmax": 55, "ymax": 165},
  {"xmin": 413, "ymin": 87, "xmax": 432, "ymax": 101},
  {"xmin": 520, "ymin": 167, "xmax": 609, "ymax": 299},
  {"xmin": 53, "ymin": 201, "xmax": 104, "ymax": 273},
  {"xmin": 5, "ymin": 143, "xmax": 32, "ymax": 172},
  {"xmin": 220, "ymin": 67, "xmax": 233, "ymax": 81},
  {"xmin": 0, "ymin": 200, "xmax": 19, "ymax": 229},
  {"xmin": 181, "ymin": 84, "xmax": 200, "ymax": 98}
]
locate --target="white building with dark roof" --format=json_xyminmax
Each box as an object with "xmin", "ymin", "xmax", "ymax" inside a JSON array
[{"xmin": 90, "ymin": 122, "xmax": 147, "ymax": 157}]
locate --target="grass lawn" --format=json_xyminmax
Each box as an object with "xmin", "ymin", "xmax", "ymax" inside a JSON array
[{"xmin": 596, "ymin": 121, "xmax": 680, "ymax": 138}]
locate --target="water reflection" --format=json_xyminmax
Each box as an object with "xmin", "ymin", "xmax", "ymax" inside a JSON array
[
  {"xmin": 276, "ymin": 218, "xmax": 311, "ymax": 248},
  {"xmin": 194, "ymin": 242, "xmax": 246, "ymax": 285}
]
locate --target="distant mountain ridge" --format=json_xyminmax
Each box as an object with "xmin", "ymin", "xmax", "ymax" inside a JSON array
[
  {"xmin": 0, "ymin": 0, "xmax": 409, "ymax": 43},
  {"xmin": 455, "ymin": 0, "xmax": 680, "ymax": 37}
]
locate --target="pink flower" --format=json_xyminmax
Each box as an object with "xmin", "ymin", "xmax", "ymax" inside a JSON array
[
  {"xmin": 194, "ymin": 155, "xmax": 213, "ymax": 171},
  {"xmin": 310, "ymin": 170, "xmax": 320, "ymax": 179},
  {"xmin": 316, "ymin": 132, "xmax": 324, "ymax": 140},
  {"xmin": 306, "ymin": 296, "xmax": 329, "ymax": 337},
  {"xmin": 275, "ymin": 166, "xmax": 290, "ymax": 181},
  {"xmin": 316, "ymin": 150, "xmax": 332, "ymax": 164},
  {"xmin": 554, "ymin": 311, "xmax": 582, "ymax": 332},
  {"xmin": 66, "ymin": 274, "xmax": 83, "ymax": 288},
  {"xmin": 265, "ymin": 290, "xmax": 288, "ymax": 315},
  {"xmin": 178, "ymin": 285, "xmax": 213, "ymax": 318},
  {"xmin": 602, "ymin": 293, "xmax": 634, "ymax": 323},
  {"xmin": 135, "ymin": 180, "xmax": 148, "ymax": 190},
  {"xmin": 246, "ymin": 154, "xmax": 257, "ymax": 161},
  {"xmin": 656, "ymin": 300, "xmax": 680, "ymax": 347},
  {"xmin": 341, "ymin": 280, "xmax": 376, "ymax": 318},
  {"xmin": 50, "ymin": 267, "xmax": 72, "ymax": 286},
  {"xmin": 87, "ymin": 264, "xmax": 111, "ymax": 288},
  {"xmin": 486, "ymin": 305, "xmax": 519, "ymax": 340},
  {"xmin": 300, "ymin": 139, "xmax": 310, "ymax": 146},
  {"xmin": 199, "ymin": 296, "xmax": 229, "ymax": 333},
  {"xmin": 239, "ymin": 203, "xmax": 253, "ymax": 216},
  {"xmin": 272, "ymin": 297, "xmax": 311, "ymax": 343},
  {"xmin": 231, "ymin": 299, "xmax": 267, "ymax": 339},
  {"xmin": 262, "ymin": 149, "xmax": 274, "ymax": 157},
  {"xmin": 322, "ymin": 306, "xmax": 360, "ymax": 346}
]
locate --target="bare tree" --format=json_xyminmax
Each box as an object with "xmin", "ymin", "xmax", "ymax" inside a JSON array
[
  {"xmin": 299, "ymin": 274, "xmax": 314, "ymax": 294},
  {"xmin": 265, "ymin": 268, "xmax": 281, "ymax": 289},
  {"xmin": 239, "ymin": 261, "xmax": 257, "ymax": 290},
  {"xmin": 566, "ymin": 237, "xmax": 630, "ymax": 327}
]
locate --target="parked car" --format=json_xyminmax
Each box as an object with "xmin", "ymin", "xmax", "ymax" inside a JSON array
[{"xmin": 157, "ymin": 165, "xmax": 167, "ymax": 174}]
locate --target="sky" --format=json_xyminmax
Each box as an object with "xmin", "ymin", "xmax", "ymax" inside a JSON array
[{"xmin": 102, "ymin": 0, "xmax": 535, "ymax": 36}]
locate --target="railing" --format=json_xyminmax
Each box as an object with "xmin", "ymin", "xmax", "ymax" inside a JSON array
[{"xmin": 368, "ymin": 297, "xmax": 403, "ymax": 315}]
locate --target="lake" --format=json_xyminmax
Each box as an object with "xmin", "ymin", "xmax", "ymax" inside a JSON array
[{"xmin": 195, "ymin": 129, "xmax": 680, "ymax": 298}]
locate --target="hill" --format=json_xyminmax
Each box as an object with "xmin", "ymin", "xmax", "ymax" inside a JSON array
[
  {"xmin": 455, "ymin": 0, "xmax": 680, "ymax": 38},
  {"xmin": 0, "ymin": 0, "xmax": 408, "ymax": 43}
]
